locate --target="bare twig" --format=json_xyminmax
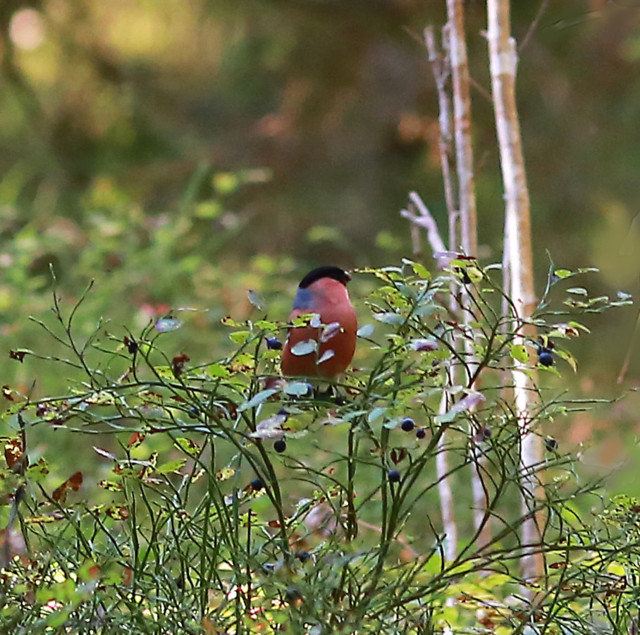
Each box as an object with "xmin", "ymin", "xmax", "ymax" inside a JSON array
[{"xmin": 519, "ymin": 0, "xmax": 551, "ymax": 53}]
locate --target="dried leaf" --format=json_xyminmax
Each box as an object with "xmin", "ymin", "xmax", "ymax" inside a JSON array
[
  {"xmin": 4, "ymin": 439, "xmax": 24, "ymax": 469},
  {"xmin": 52, "ymin": 471, "xmax": 83, "ymax": 502}
]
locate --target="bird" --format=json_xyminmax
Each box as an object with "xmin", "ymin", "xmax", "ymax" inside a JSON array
[{"xmin": 281, "ymin": 266, "xmax": 357, "ymax": 379}]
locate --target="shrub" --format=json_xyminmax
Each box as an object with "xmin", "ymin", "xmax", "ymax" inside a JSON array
[{"xmin": 0, "ymin": 260, "xmax": 636, "ymax": 634}]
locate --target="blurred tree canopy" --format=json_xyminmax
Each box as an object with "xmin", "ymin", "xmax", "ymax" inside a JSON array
[{"xmin": 1, "ymin": 0, "xmax": 640, "ymax": 388}]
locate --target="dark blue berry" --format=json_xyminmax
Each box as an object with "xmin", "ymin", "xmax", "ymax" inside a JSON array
[
  {"xmin": 188, "ymin": 406, "xmax": 199, "ymax": 419},
  {"xmin": 538, "ymin": 349, "xmax": 553, "ymax": 367},
  {"xmin": 251, "ymin": 478, "xmax": 265, "ymax": 491},
  {"xmin": 274, "ymin": 439, "xmax": 287, "ymax": 453},
  {"xmin": 545, "ymin": 437, "xmax": 558, "ymax": 452},
  {"xmin": 295, "ymin": 550, "xmax": 311, "ymax": 562},
  {"xmin": 416, "ymin": 428, "xmax": 426, "ymax": 439},
  {"xmin": 277, "ymin": 407, "xmax": 289, "ymax": 416},
  {"xmin": 266, "ymin": 337, "xmax": 283, "ymax": 350},
  {"xmin": 401, "ymin": 418, "xmax": 415, "ymax": 432},
  {"xmin": 388, "ymin": 469, "xmax": 401, "ymax": 483}
]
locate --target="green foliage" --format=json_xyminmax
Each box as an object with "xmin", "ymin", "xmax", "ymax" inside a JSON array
[{"xmin": 0, "ymin": 260, "xmax": 636, "ymax": 633}]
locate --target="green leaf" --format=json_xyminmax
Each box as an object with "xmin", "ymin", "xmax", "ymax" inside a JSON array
[
  {"xmin": 367, "ymin": 407, "xmax": 387, "ymax": 424},
  {"xmin": 554, "ymin": 269, "xmax": 572, "ymax": 279},
  {"xmin": 156, "ymin": 458, "xmax": 187, "ymax": 474},
  {"xmin": 410, "ymin": 261, "xmax": 431, "ymax": 280},
  {"xmin": 357, "ymin": 324, "xmax": 375, "ymax": 338},
  {"xmin": 207, "ymin": 363, "xmax": 230, "ymax": 378},
  {"xmin": 566, "ymin": 287, "xmax": 588, "ymax": 296},
  {"xmin": 555, "ymin": 349, "xmax": 578, "ymax": 372},
  {"xmin": 509, "ymin": 344, "xmax": 529, "ymax": 364},
  {"xmin": 284, "ymin": 381, "xmax": 312, "ymax": 397},
  {"xmin": 373, "ymin": 312, "xmax": 404, "ymax": 325},
  {"xmin": 174, "ymin": 437, "xmax": 201, "ymax": 456},
  {"xmin": 229, "ymin": 330, "xmax": 251, "ymax": 344}
]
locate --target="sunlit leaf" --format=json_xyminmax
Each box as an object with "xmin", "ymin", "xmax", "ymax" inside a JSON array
[
  {"xmin": 250, "ymin": 414, "xmax": 286, "ymax": 439},
  {"xmin": 317, "ymin": 349, "xmax": 335, "ymax": 364},
  {"xmin": 284, "ymin": 381, "xmax": 312, "ymax": 396},
  {"xmin": 25, "ymin": 458, "xmax": 49, "ymax": 483},
  {"xmin": 555, "ymin": 349, "xmax": 578, "ymax": 372},
  {"xmin": 156, "ymin": 458, "xmax": 187, "ymax": 474},
  {"xmin": 509, "ymin": 344, "xmax": 529, "ymax": 363},
  {"xmin": 174, "ymin": 437, "xmax": 201, "ymax": 456},
  {"xmin": 93, "ymin": 446, "xmax": 117, "ymax": 460},
  {"xmin": 229, "ymin": 330, "xmax": 251, "ymax": 344},
  {"xmin": 357, "ymin": 324, "xmax": 374, "ymax": 338},
  {"xmin": 247, "ymin": 289, "xmax": 266, "ymax": 311},
  {"xmin": 98, "ymin": 480, "xmax": 123, "ymax": 491},
  {"xmin": 155, "ymin": 317, "xmax": 183, "ymax": 332},
  {"xmin": 207, "ymin": 363, "xmax": 230, "ymax": 378},
  {"xmin": 216, "ymin": 467, "xmax": 235, "ymax": 481},
  {"xmin": 290, "ymin": 340, "xmax": 318, "ymax": 356},
  {"xmin": 373, "ymin": 312, "xmax": 404, "ymax": 325},
  {"xmin": 105, "ymin": 506, "xmax": 130, "ymax": 520},
  {"xmin": 320, "ymin": 322, "xmax": 341, "ymax": 342},
  {"xmin": 24, "ymin": 514, "xmax": 60, "ymax": 524},
  {"xmin": 239, "ymin": 389, "xmax": 278, "ymax": 411},
  {"xmin": 409, "ymin": 338, "xmax": 438, "ymax": 352}
]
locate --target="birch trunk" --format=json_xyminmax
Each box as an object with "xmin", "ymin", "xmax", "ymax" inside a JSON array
[
  {"xmin": 446, "ymin": 0, "xmax": 490, "ymax": 551},
  {"xmin": 486, "ymin": 0, "xmax": 544, "ymax": 581}
]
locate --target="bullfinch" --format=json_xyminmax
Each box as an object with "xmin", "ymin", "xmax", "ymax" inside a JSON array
[{"xmin": 281, "ymin": 266, "xmax": 357, "ymax": 379}]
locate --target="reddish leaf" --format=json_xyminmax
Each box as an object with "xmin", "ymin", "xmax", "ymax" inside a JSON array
[
  {"xmin": 172, "ymin": 353, "xmax": 190, "ymax": 377},
  {"xmin": 36, "ymin": 404, "xmax": 49, "ymax": 417},
  {"xmin": 105, "ymin": 506, "xmax": 130, "ymax": 520},
  {"xmin": 9, "ymin": 350, "xmax": 29, "ymax": 363},
  {"xmin": 52, "ymin": 471, "xmax": 83, "ymax": 502},
  {"xmin": 390, "ymin": 449, "xmax": 407, "ymax": 465},
  {"xmin": 123, "ymin": 336, "xmax": 138, "ymax": 355},
  {"xmin": 128, "ymin": 432, "xmax": 146, "ymax": 447},
  {"xmin": 4, "ymin": 439, "xmax": 24, "ymax": 469}
]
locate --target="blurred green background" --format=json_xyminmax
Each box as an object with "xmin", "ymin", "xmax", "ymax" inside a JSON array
[{"xmin": 2, "ymin": 1, "xmax": 640, "ymax": 479}]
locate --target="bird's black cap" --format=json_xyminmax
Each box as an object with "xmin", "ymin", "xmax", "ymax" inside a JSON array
[{"xmin": 298, "ymin": 266, "xmax": 351, "ymax": 289}]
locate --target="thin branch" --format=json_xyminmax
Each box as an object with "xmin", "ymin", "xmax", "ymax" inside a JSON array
[{"xmin": 519, "ymin": 0, "xmax": 551, "ymax": 53}]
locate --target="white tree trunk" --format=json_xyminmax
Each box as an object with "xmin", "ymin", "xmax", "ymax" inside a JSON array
[
  {"xmin": 446, "ymin": 0, "xmax": 490, "ymax": 551},
  {"xmin": 487, "ymin": 0, "xmax": 544, "ymax": 582}
]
